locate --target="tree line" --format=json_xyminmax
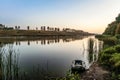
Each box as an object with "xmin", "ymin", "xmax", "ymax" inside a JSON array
[
  {"xmin": 0, "ymin": 25, "xmax": 61, "ymax": 31},
  {"xmin": 0, "ymin": 24, "xmax": 79, "ymax": 32}
]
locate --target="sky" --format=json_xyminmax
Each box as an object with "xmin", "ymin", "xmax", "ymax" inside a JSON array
[{"xmin": 0, "ymin": 0, "xmax": 120, "ymax": 34}]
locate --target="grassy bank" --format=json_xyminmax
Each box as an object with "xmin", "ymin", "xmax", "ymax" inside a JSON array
[
  {"xmin": 99, "ymin": 45, "xmax": 120, "ymax": 79},
  {"xmin": 96, "ymin": 35, "xmax": 120, "ymax": 79},
  {"xmin": 95, "ymin": 35, "xmax": 120, "ymax": 49}
]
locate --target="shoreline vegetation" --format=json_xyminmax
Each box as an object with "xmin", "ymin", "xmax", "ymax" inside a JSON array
[
  {"xmin": 95, "ymin": 13, "xmax": 120, "ymax": 80},
  {"xmin": 95, "ymin": 35, "xmax": 120, "ymax": 80}
]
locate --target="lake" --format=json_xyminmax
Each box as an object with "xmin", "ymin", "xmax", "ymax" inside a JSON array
[{"xmin": 0, "ymin": 36, "xmax": 103, "ymax": 80}]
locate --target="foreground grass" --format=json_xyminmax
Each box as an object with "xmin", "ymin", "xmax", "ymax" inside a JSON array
[{"xmin": 56, "ymin": 72, "xmax": 80, "ymax": 80}]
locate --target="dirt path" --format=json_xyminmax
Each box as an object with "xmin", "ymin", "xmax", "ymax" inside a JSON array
[{"xmin": 81, "ymin": 62, "xmax": 110, "ymax": 80}]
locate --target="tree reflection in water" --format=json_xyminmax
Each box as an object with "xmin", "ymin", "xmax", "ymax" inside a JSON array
[
  {"xmin": 78, "ymin": 37, "xmax": 103, "ymax": 70},
  {"xmin": 87, "ymin": 38, "xmax": 103, "ymax": 66}
]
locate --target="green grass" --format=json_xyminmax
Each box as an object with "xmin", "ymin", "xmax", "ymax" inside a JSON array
[
  {"xmin": 96, "ymin": 34, "xmax": 120, "ymax": 79},
  {"xmin": 95, "ymin": 35, "xmax": 119, "ymax": 48},
  {"xmin": 99, "ymin": 45, "xmax": 120, "ymax": 79}
]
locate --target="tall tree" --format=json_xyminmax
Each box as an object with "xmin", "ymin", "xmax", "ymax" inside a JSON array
[
  {"xmin": 15, "ymin": 26, "xmax": 17, "ymax": 30},
  {"xmin": 18, "ymin": 26, "xmax": 20, "ymax": 30},
  {"xmin": 58, "ymin": 28, "xmax": 60, "ymax": 31},
  {"xmin": 27, "ymin": 26, "xmax": 30, "ymax": 30},
  {"xmin": 47, "ymin": 26, "xmax": 49, "ymax": 31}
]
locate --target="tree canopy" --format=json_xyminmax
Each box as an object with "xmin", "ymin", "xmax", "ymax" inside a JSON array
[{"xmin": 103, "ymin": 14, "xmax": 120, "ymax": 35}]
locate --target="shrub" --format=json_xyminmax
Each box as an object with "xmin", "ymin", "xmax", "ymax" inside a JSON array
[
  {"xmin": 99, "ymin": 52, "xmax": 111, "ymax": 66},
  {"xmin": 103, "ymin": 47, "xmax": 116, "ymax": 54},
  {"xmin": 115, "ymin": 45, "xmax": 120, "ymax": 53},
  {"xmin": 110, "ymin": 53, "xmax": 120, "ymax": 67},
  {"xmin": 115, "ymin": 34, "xmax": 120, "ymax": 39},
  {"xmin": 103, "ymin": 37, "xmax": 118, "ymax": 46}
]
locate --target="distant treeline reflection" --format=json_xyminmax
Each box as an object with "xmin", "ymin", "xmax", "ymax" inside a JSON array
[{"xmin": 0, "ymin": 36, "xmax": 87, "ymax": 45}]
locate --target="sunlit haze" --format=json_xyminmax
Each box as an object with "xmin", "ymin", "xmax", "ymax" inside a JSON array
[{"xmin": 0, "ymin": 0, "xmax": 120, "ymax": 34}]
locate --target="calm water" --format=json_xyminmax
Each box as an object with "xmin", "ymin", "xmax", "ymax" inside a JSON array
[{"xmin": 0, "ymin": 36, "xmax": 103, "ymax": 79}]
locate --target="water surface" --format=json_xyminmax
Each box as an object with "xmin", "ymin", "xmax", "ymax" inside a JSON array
[{"xmin": 0, "ymin": 36, "xmax": 103, "ymax": 79}]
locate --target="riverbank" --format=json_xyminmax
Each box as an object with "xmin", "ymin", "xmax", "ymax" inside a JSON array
[
  {"xmin": 0, "ymin": 30, "xmax": 92, "ymax": 37},
  {"xmin": 81, "ymin": 62, "xmax": 110, "ymax": 80},
  {"xmin": 80, "ymin": 35, "xmax": 120, "ymax": 80},
  {"xmin": 95, "ymin": 35, "xmax": 120, "ymax": 79},
  {"xmin": 93, "ymin": 13, "xmax": 120, "ymax": 79}
]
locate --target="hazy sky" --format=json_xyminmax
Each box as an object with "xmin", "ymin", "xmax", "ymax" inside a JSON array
[{"xmin": 0, "ymin": 0, "xmax": 120, "ymax": 33}]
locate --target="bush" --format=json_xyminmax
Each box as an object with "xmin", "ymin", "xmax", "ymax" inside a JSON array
[
  {"xmin": 103, "ymin": 47, "xmax": 116, "ymax": 54},
  {"xmin": 115, "ymin": 34, "xmax": 120, "ymax": 39},
  {"xmin": 103, "ymin": 37, "xmax": 118, "ymax": 46},
  {"xmin": 115, "ymin": 45, "xmax": 120, "ymax": 53},
  {"xmin": 110, "ymin": 53, "xmax": 120, "ymax": 67},
  {"xmin": 99, "ymin": 53, "xmax": 111, "ymax": 66}
]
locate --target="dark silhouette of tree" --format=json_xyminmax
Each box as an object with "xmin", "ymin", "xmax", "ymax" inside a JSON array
[
  {"xmin": 58, "ymin": 28, "xmax": 60, "ymax": 31},
  {"xmin": 18, "ymin": 26, "xmax": 20, "ymax": 30},
  {"xmin": 15, "ymin": 26, "xmax": 17, "ymax": 30},
  {"xmin": 41, "ymin": 26, "xmax": 45, "ymax": 31},
  {"xmin": 55, "ymin": 28, "xmax": 60, "ymax": 31},
  {"xmin": 41, "ymin": 26, "xmax": 43, "ymax": 31},
  {"xmin": 27, "ymin": 26, "xmax": 30, "ymax": 30},
  {"xmin": 55, "ymin": 28, "xmax": 57, "ymax": 31},
  {"xmin": 47, "ymin": 26, "xmax": 49, "ymax": 31}
]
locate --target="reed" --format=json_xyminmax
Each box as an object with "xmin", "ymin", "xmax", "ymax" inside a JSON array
[{"xmin": 0, "ymin": 44, "xmax": 20, "ymax": 80}]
